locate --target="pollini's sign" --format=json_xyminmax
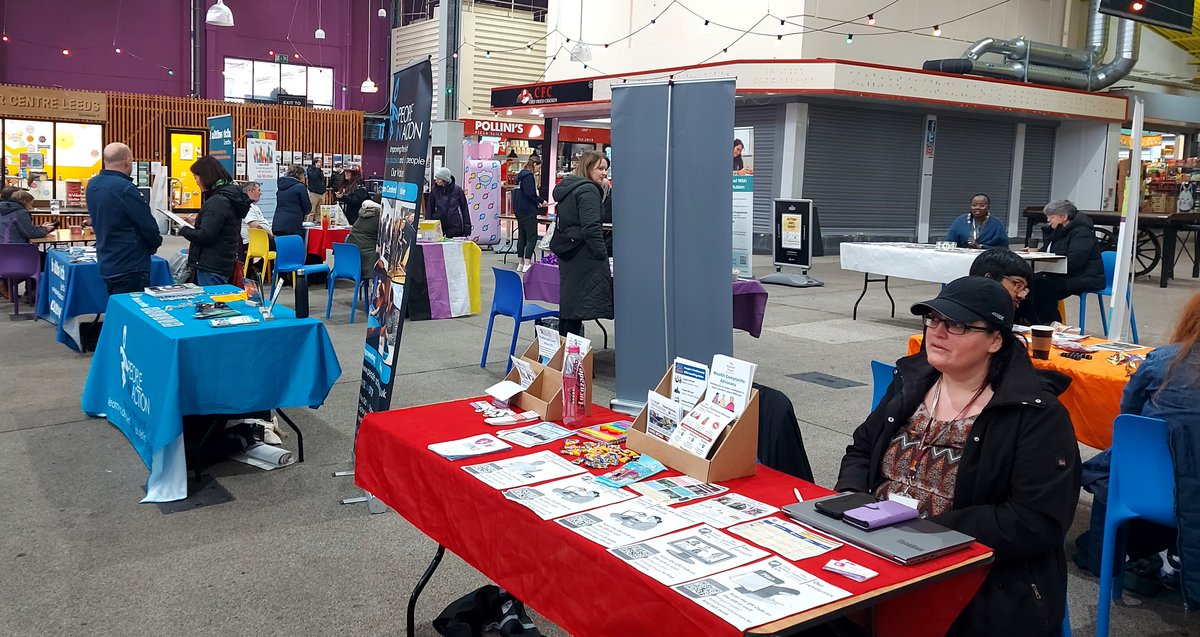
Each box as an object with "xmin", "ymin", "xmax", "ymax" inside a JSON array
[
  {"xmin": 462, "ymin": 118, "xmax": 543, "ymax": 140},
  {"xmin": 0, "ymin": 85, "xmax": 106, "ymax": 122}
]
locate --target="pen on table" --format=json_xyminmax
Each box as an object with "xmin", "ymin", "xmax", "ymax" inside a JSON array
[{"xmin": 793, "ymin": 488, "xmax": 804, "ymax": 503}]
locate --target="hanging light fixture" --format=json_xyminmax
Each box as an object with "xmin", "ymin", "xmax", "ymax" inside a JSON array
[
  {"xmin": 315, "ymin": 0, "xmax": 326, "ymax": 40},
  {"xmin": 361, "ymin": 1, "xmax": 377, "ymax": 93},
  {"xmin": 205, "ymin": 0, "xmax": 234, "ymax": 27},
  {"xmin": 932, "ymin": 24, "xmax": 942, "ymax": 36},
  {"xmin": 378, "ymin": 0, "xmax": 387, "ymax": 19}
]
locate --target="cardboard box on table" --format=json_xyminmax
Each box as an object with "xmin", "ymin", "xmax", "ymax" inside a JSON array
[
  {"xmin": 503, "ymin": 336, "xmax": 594, "ymax": 420},
  {"xmin": 626, "ymin": 367, "xmax": 759, "ymax": 483}
]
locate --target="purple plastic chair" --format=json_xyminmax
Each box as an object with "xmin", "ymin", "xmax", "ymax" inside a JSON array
[{"xmin": 0, "ymin": 243, "xmax": 41, "ymax": 318}]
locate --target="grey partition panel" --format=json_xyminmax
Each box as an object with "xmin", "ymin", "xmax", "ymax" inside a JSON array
[
  {"xmin": 611, "ymin": 79, "xmax": 735, "ymax": 411},
  {"xmin": 929, "ymin": 116, "xmax": 1016, "ymax": 239},
  {"xmin": 803, "ymin": 104, "xmax": 922, "ymax": 237},
  {"xmin": 1020, "ymin": 125, "xmax": 1056, "ymax": 238},
  {"xmin": 735, "ymin": 105, "xmax": 779, "ymax": 238}
]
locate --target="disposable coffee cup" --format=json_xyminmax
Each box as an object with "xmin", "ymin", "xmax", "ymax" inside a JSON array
[{"xmin": 1030, "ymin": 325, "xmax": 1054, "ymax": 360}]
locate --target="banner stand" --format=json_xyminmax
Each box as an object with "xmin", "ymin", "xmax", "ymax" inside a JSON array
[{"xmin": 761, "ymin": 198, "xmax": 824, "ymax": 288}]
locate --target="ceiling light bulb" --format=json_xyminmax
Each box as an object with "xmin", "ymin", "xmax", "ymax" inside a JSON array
[
  {"xmin": 650, "ymin": 19, "xmax": 656, "ymax": 26},
  {"xmin": 867, "ymin": 14, "xmax": 876, "ymax": 26},
  {"xmin": 846, "ymin": 34, "xmax": 853, "ymax": 44},
  {"xmin": 506, "ymin": 109, "xmax": 513, "ymax": 116},
  {"xmin": 933, "ymin": 25, "xmax": 942, "ymax": 36},
  {"xmin": 360, "ymin": 78, "xmax": 378, "ymax": 93},
  {"xmin": 205, "ymin": 0, "xmax": 234, "ymax": 27},
  {"xmin": 62, "ymin": 48, "xmax": 70, "ymax": 55},
  {"xmin": 167, "ymin": 69, "xmax": 175, "ymax": 75},
  {"xmin": 1, "ymin": 35, "xmax": 8, "ymax": 43},
  {"xmin": 776, "ymin": 35, "xmax": 783, "ymax": 41},
  {"xmin": 315, "ymin": 28, "xmax": 326, "ymax": 40},
  {"xmin": 1131, "ymin": 1, "xmax": 1144, "ymax": 10},
  {"xmin": 378, "ymin": 7, "xmax": 387, "ymax": 17},
  {"xmin": 268, "ymin": 50, "xmax": 275, "ymax": 56},
  {"xmin": 780, "ymin": 18, "xmax": 785, "ymax": 26},
  {"xmin": 485, "ymin": 51, "xmax": 491, "ymax": 58},
  {"xmin": 704, "ymin": 19, "xmax": 710, "ymax": 26},
  {"xmin": 115, "ymin": 47, "xmax": 122, "ymax": 53}
]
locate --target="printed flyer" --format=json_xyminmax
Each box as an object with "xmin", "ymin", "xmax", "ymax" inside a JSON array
[{"xmin": 608, "ymin": 524, "xmax": 769, "ymax": 585}]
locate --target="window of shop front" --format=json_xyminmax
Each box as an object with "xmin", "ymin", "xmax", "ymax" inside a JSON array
[
  {"xmin": 2, "ymin": 119, "xmax": 103, "ymax": 204},
  {"xmin": 224, "ymin": 57, "xmax": 335, "ymax": 107}
]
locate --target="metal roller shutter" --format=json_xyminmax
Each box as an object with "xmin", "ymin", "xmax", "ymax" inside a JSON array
[
  {"xmin": 1020, "ymin": 125, "xmax": 1056, "ymax": 238},
  {"xmin": 803, "ymin": 104, "xmax": 923, "ymax": 241},
  {"xmin": 929, "ymin": 117, "xmax": 1016, "ymax": 239},
  {"xmin": 735, "ymin": 105, "xmax": 779, "ymax": 244}
]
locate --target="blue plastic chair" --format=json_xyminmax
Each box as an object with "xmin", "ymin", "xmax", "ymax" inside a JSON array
[
  {"xmin": 1078, "ymin": 251, "xmax": 1139, "ymax": 344},
  {"xmin": 274, "ymin": 235, "xmax": 330, "ymax": 292},
  {"xmin": 481, "ymin": 267, "xmax": 557, "ymax": 372},
  {"xmin": 326, "ymin": 242, "xmax": 369, "ymax": 323},
  {"xmin": 1095, "ymin": 414, "xmax": 1175, "ymax": 637},
  {"xmin": 869, "ymin": 360, "xmax": 896, "ymax": 411}
]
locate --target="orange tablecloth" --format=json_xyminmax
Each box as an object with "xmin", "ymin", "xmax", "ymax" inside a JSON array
[{"xmin": 907, "ymin": 335, "xmax": 1143, "ymax": 449}]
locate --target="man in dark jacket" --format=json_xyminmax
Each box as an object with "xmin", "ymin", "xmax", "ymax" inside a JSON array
[
  {"xmin": 427, "ymin": 166, "xmax": 472, "ymax": 238},
  {"xmin": 273, "ymin": 165, "xmax": 311, "ymax": 237},
  {"xmin": 86, "ymin": 143, "xmax": 163, "ymax": 294},
  {"xmin": 1030, "ymin": 199, "xmax": 1105, "ymax": 323},
  {"xmin": 306, "ymin": 157, "xmax": 326, "ymax": 221}
]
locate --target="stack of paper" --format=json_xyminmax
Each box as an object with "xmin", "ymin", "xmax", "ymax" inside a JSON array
[
  {"xmin": 427, "ymin": 434, "xmax": 512, "ymax": 460},
  {"xmin": 462, "ymin": 450, "xmax": 585, "ymax": 489}
]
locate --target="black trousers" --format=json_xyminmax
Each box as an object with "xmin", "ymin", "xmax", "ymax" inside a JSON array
[
  {"xmin": 105, "ymin": 270, "xmax": 151, "ymax": 296},
  {"xmin": 558, "ymin": 319, "xmax": 583, "ymax": 338},
  {"xmin": 1032, "ymin": 273, "xmax": 1096, "ymax": 324},
  {"xmin": 515, "ymin": 216, "xmax": 539, "ymax": 259}
]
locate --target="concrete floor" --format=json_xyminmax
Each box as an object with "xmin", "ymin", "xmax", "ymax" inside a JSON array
[{"xmin": 1, "ymin": 235, "xmax": 1197, "ymax": 636}]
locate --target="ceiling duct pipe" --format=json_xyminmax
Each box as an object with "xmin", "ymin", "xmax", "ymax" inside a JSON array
[{"xmin": 923, "ymin": 0, "xmax": 1138, "ymax": 91}]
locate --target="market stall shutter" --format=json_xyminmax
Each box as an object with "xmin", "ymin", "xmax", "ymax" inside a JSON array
[
  {"xmin": 802, "ymin": 104, "xmax": 922, "ymax": 239},
  {"xmin": 734, "ymin": 105, "xmax": 778, "ymax": 240},
  {"xmin": 1020, "ymin": 125, "xmax": 1056, "ymax": 240},
  {"xmin": 929, "ymin": 117, "xmax": 1016, "ymax": 240}
]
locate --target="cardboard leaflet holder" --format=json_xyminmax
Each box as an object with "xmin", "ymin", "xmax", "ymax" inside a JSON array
[
  {"xmin": 504, "ymin": 362, "xmax": 564, "ymax": 421},
  {"xmin": 517, "ymin": 336, "xmax": 594, "ymax": 416},
  {"xmin": 626, "ymin": 367, "xmax": 759, "ymax": 483}
]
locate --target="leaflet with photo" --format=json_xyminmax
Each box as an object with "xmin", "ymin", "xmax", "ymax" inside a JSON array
[
  {"xmin": 427, "ymin": 434, "xmax": 512, "ymax": 461},
  {"xmin": 646, "ymin": 391, "xmax": 685, "ymax": 442},
  {"xmin": 534, "ymin": 325, "xmax": 561, "ymax": 364},
  {"xmin": 671, "ymin": 357, "xmax": 709, "ymax": 409},
  {"xmin": 728, "ymin": 517, "xmax": 843, "ymax": 561},
  {"xmin": 668, "ymin": 401, "xmax": 736, "ymax": 459},
  {"xmin": 677, "ymin": 494, "xmax": 777, "ymax": 528},
  {"xmin": 556, "ymin": 496, "xmax": 700, "ymax": 548},
  {"xmin": 510, "ymin": 356, "xmax": 538, "ymax": 388},
  {"xmin": 462, "ymin": 450, "xmax": 585, "ymax": 490},
  {"xmin": 628, "ymin": 476, "xmax": 728, "ymax": 505},
  {"xmin": 672, "ymin": 559, "xmax": 851, "ymax": 631},
  {"xmin": 608, "ymin": 524, "xmax": 769, "ymax": 586},
  {"xmin": 707, "ymin": 354, "xmax": 757, "ymax": 416},
  {"xmin": 495, "ymin": 421, "xmax": 574, "ymax": 448},
  {"xmin": 503, "ymin": 473, "xmax": 635, "ymax": 520}
]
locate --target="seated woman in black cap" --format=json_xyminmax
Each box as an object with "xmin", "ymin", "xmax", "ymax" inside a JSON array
[{"xmin": 836, "ymin": 276, "xmax": 1081, "ymax": 637}]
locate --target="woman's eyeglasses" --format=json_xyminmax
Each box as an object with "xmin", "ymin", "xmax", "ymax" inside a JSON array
[{"xmin": 923, "ymin": 314, "xmax": 994, "ymax": 336}]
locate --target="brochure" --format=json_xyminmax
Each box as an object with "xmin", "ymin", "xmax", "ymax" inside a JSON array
[
  {"xmin": 668, "ymin": 401, "xmax": 736, "ymax": 459},
  {"xmin": 534, "ymin": 325, "xmax": 561, "ymax": 364},
  {"xmin": 672, "ymin": 559, "xmax": 851, "ymax": 631},
  {"xmin": 565, "ymin": 332, "xmax": 591, "ymax": 356},
  {"xmin": 645, "ymin": 391, "xmax": 685, "ymax": 442},
  {"xmin": 485, "ymin": 380, "xmax": 525, "ymax": 404},
  {"xmin": 461, "ymin": 450, "xmax": 585, "ymax": 490},
  {"xmin": 677, "ymin": 494, "xmax": 777, "ymax": 529},
  {"xmin": 510, "ymin": 356, "xmax": 538, "ymax": 388},
  {"xmin": 143, "ymin": 283, "xmax": 202, "ymax": 300},
  {"xmin": 608, "ymin": 524, "xmax": 769, "ymax": 586},
  {"xmin": 728, "ymin": 518, "xmax": 843, "ymax": 561},
  {"xmin": 495, "ymin": 421, "xmax": 574, "ymax": 448},
  {"xmin": 595, "ymin": 455, "xmax": 666, "ymax": 488},
  {"xmin": 556, "ymin": 496, "xmax": 700, "ymax": 548},
  {"xmin": 156, "ymin": 207, "xmax": 194, "ymax": 229},
  {"xmin": 629, "ymin": 477, "xmax": 729, "ymax": 505},
  {"xmin": 707, "ymin": 354, "xmax": 757, "ymax": 416},
  {"xmin": 428, "ymin": 434, "xmax": 512, "ymax": 461},
  {"xmin": 503, "ymin": 474, "xmax": 635, "ymax": 520},
  {"xmin": 671, "ymin": 357, "xmax": 710, "ymax": 409}
]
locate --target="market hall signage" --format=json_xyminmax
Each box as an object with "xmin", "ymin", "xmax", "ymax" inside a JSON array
[
  {"xmin": 491, "ymin": 80, "xmax": 594, "ymax": 109},
  {"xmin": 0, "ymin": 86, "xmax": 106, "ymax": 122},
  {"xmin": 462, "ymin": 119, "xmax": 544, "ymax": 140}
]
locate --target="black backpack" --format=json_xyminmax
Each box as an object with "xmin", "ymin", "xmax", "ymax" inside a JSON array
[{"xmin": 432, "ymin": 585, "xmax": 542, "ymax": 637}]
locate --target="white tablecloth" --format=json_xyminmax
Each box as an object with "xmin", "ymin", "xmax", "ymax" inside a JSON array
[{"xmin": 840, "ymin": 242, "xmax": 1066, "ymax": 284}]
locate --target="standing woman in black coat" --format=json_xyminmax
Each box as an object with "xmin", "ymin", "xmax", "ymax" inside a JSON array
[
  {"xmin": 1029, "ymin": 199, "xmax": 1105, "ymax": 323},
  {"xmin": 427, "ymin": 167, "xmax": 472, "ymax": 238},
  {"xmin": 179, "ymin": 156, "xmax": 251, "ymax": 286},
  {"xmin": 336, "ymin": 168, "xmax": 370, "ymax": 226},
  {"xmin": 512, "ymin": 155, "xmax": 546, "ymax": 272},
  {"xmin": 551, "ymin": 150, "xmax": 613, "ymax": 337}
]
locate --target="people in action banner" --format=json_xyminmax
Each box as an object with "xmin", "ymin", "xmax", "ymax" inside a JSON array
[{"xmin": 357, "ymin": 60, "xmax": 433, "ymax": 426}]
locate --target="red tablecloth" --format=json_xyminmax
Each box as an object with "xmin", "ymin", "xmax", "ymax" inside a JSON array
[
  {"xmin": 356, "ymin": 399, "xmax": 991, "ymax": 637},
  {"xmin": 306, "ymin": 226, "xmax": 352, "ymax": 257}
]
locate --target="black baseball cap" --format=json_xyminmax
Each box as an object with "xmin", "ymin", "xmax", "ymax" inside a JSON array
[{"xmin": 911, "ymin": 276, "xmax": 1014, "ymax": 332}]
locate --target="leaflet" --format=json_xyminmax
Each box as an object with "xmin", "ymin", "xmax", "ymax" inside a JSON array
[
  {"xmin": 645, "ymin": 391, "xmax": 685, "ymax": 442},
  {"xmin": 707, "ymin": 354, "xmax": 757, "ymax": 417},
  {"xmin": 534, "ymin": 325, "xmax": 561, "ymax": 364},
  {"xmin": 504, "ymin": 473, "xmax": 635, "ymax": 520},
  {"xmin": 461, "ymin": 450, "xmax": 585, "ymax": 490},
  {"xmin": 565, "ymin": 332, "xmax": 591, "ymax": 356},
  {"xmin": 677, "ymin": 494, "xmax": 777, "ymax": 529},
  {"xmin": 671, "ymin": 357, "xmax": 709, "ymax": 409},
  {"xmin": 509, "ymin": 356, "xmax": 538, "ymax": 388},
  {"xmin": 668, "ymin": 401, "xmax": 736, "ymax": 459},
  {"xmin": 608, "ymin": 524, "xmax": 769, "ymax": 586},
  {"xmin": 672, "ymin": 559, "xmax": 851, "ymax": 631},
  {"xmin": 556, "ymin": 497, "xmax": 700, "ymax": 548},
  {"xmin": 427, "ymin": 434, "xmax": 512, "ymax": 461},
  {"xmin": 628, "ymin": 476, "xmax": 728, "ymax": 505},
  {"xmin": 495, "ymin": 421, "xmax": 574, "ymax": 448},
  {"xmin": 728, "ymin": 517, "xmax": 843, "ymax": 561}
]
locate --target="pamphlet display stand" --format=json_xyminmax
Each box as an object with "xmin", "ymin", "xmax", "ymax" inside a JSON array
[
  {"xmin": 503, "ymin": 336, "xmax": 594, "ymax": 420},
  {"xmin": 761, "ymin": 198, "xmax": 824, "ymax": 288},
  {"xmin": 626, "ymin": 367, "xmax": 759, "ymax": 483}
]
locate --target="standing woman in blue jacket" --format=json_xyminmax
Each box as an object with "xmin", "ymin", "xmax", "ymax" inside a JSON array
[
  {"xmin": 512, "ymin": 155, "xmax": 545, "ymax": 272},
  {"xmin": 946, "ymin": 194, "xmax": 1009, "ymax": 249}
]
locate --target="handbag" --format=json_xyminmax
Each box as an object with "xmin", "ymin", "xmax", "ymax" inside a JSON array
[{"xmin": 537, "ymin": 217, "xmax": 556, "ymax": 252}]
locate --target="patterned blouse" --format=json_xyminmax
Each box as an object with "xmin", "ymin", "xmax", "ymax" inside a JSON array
[{"xmin": 874, "ymin": 402, "xmax": 976, "ymax": 517}]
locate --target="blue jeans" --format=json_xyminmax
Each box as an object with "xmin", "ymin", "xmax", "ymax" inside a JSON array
[{"xmin": 196, "ymin": 270, "xmax": 230, "ymax": 287}]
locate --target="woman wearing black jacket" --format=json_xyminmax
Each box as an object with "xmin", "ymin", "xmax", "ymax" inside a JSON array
[
  {"xmin": 179, "ymin": 156, "xmax": 251, "ymax": 286},
  {"xmin": 336, "ymin": 168, "xmax": 370, "ymax": 226},
  {"xmin": 512, "ymin": 155, "xmax": 545, "ymax": 272},
  {"xmin": 1030, "ymin": 199, "xmax": 1105, "ymax": 323},
  {"xmin": 551, "ymin": 150, "xmax": 612, "ymax": 337},
  {"xmin": 837, "ymin": 276, "xmax": 1080, "ymax": 637}
]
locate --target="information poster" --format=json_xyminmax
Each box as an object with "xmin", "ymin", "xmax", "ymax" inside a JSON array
[
  {"xmin": 207, "ymin": 114, "xmax": 234, "ymax": 176},
  {"xmin": 246, "ymin": 130, "xmax": 278, "ymax": 223},
  {"xmin": 732, "ymin": 127, "xmax": 755, "ymax": 273},
  {"xmin": 673, "ymin": 559, "xmax": 851, "ymax": 631},
  {"xmin": 464, "ymin": 159, "xmax": 501, "ymax": 246},
  {"xmin": 357, "ymin": 60, "xmax": 432, "ymax": 429}
]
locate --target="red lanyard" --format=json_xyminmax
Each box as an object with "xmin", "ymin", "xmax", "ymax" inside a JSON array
[{"xmin": 909, "ymin": 379, "xmax": 985, "ymax": 474}]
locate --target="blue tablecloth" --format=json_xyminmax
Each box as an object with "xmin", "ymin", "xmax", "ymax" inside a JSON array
[
  {"xmin": 80, "ymin": 285, "xmax": 342, "ymax": 502},
  {"xmin": 34, "ymin": 250, "xmax": 174, "ymax": 351}
]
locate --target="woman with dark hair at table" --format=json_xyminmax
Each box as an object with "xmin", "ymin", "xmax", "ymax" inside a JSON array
[
  {"xmin": 179, "ymin": 155, "xmax": 250, "ymax": 286},
  {"xmin": 0, "ymin": 190, "xmax": 53, "ymax": 244},
  {"xmin": 837, "ymin": 276, "xmax": 1080, "ymax": 636}
]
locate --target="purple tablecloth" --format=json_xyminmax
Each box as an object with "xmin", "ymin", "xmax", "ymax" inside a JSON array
[{"xmin": 522, "ymin": 263, "xmax": 767, "ymax": 338}]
